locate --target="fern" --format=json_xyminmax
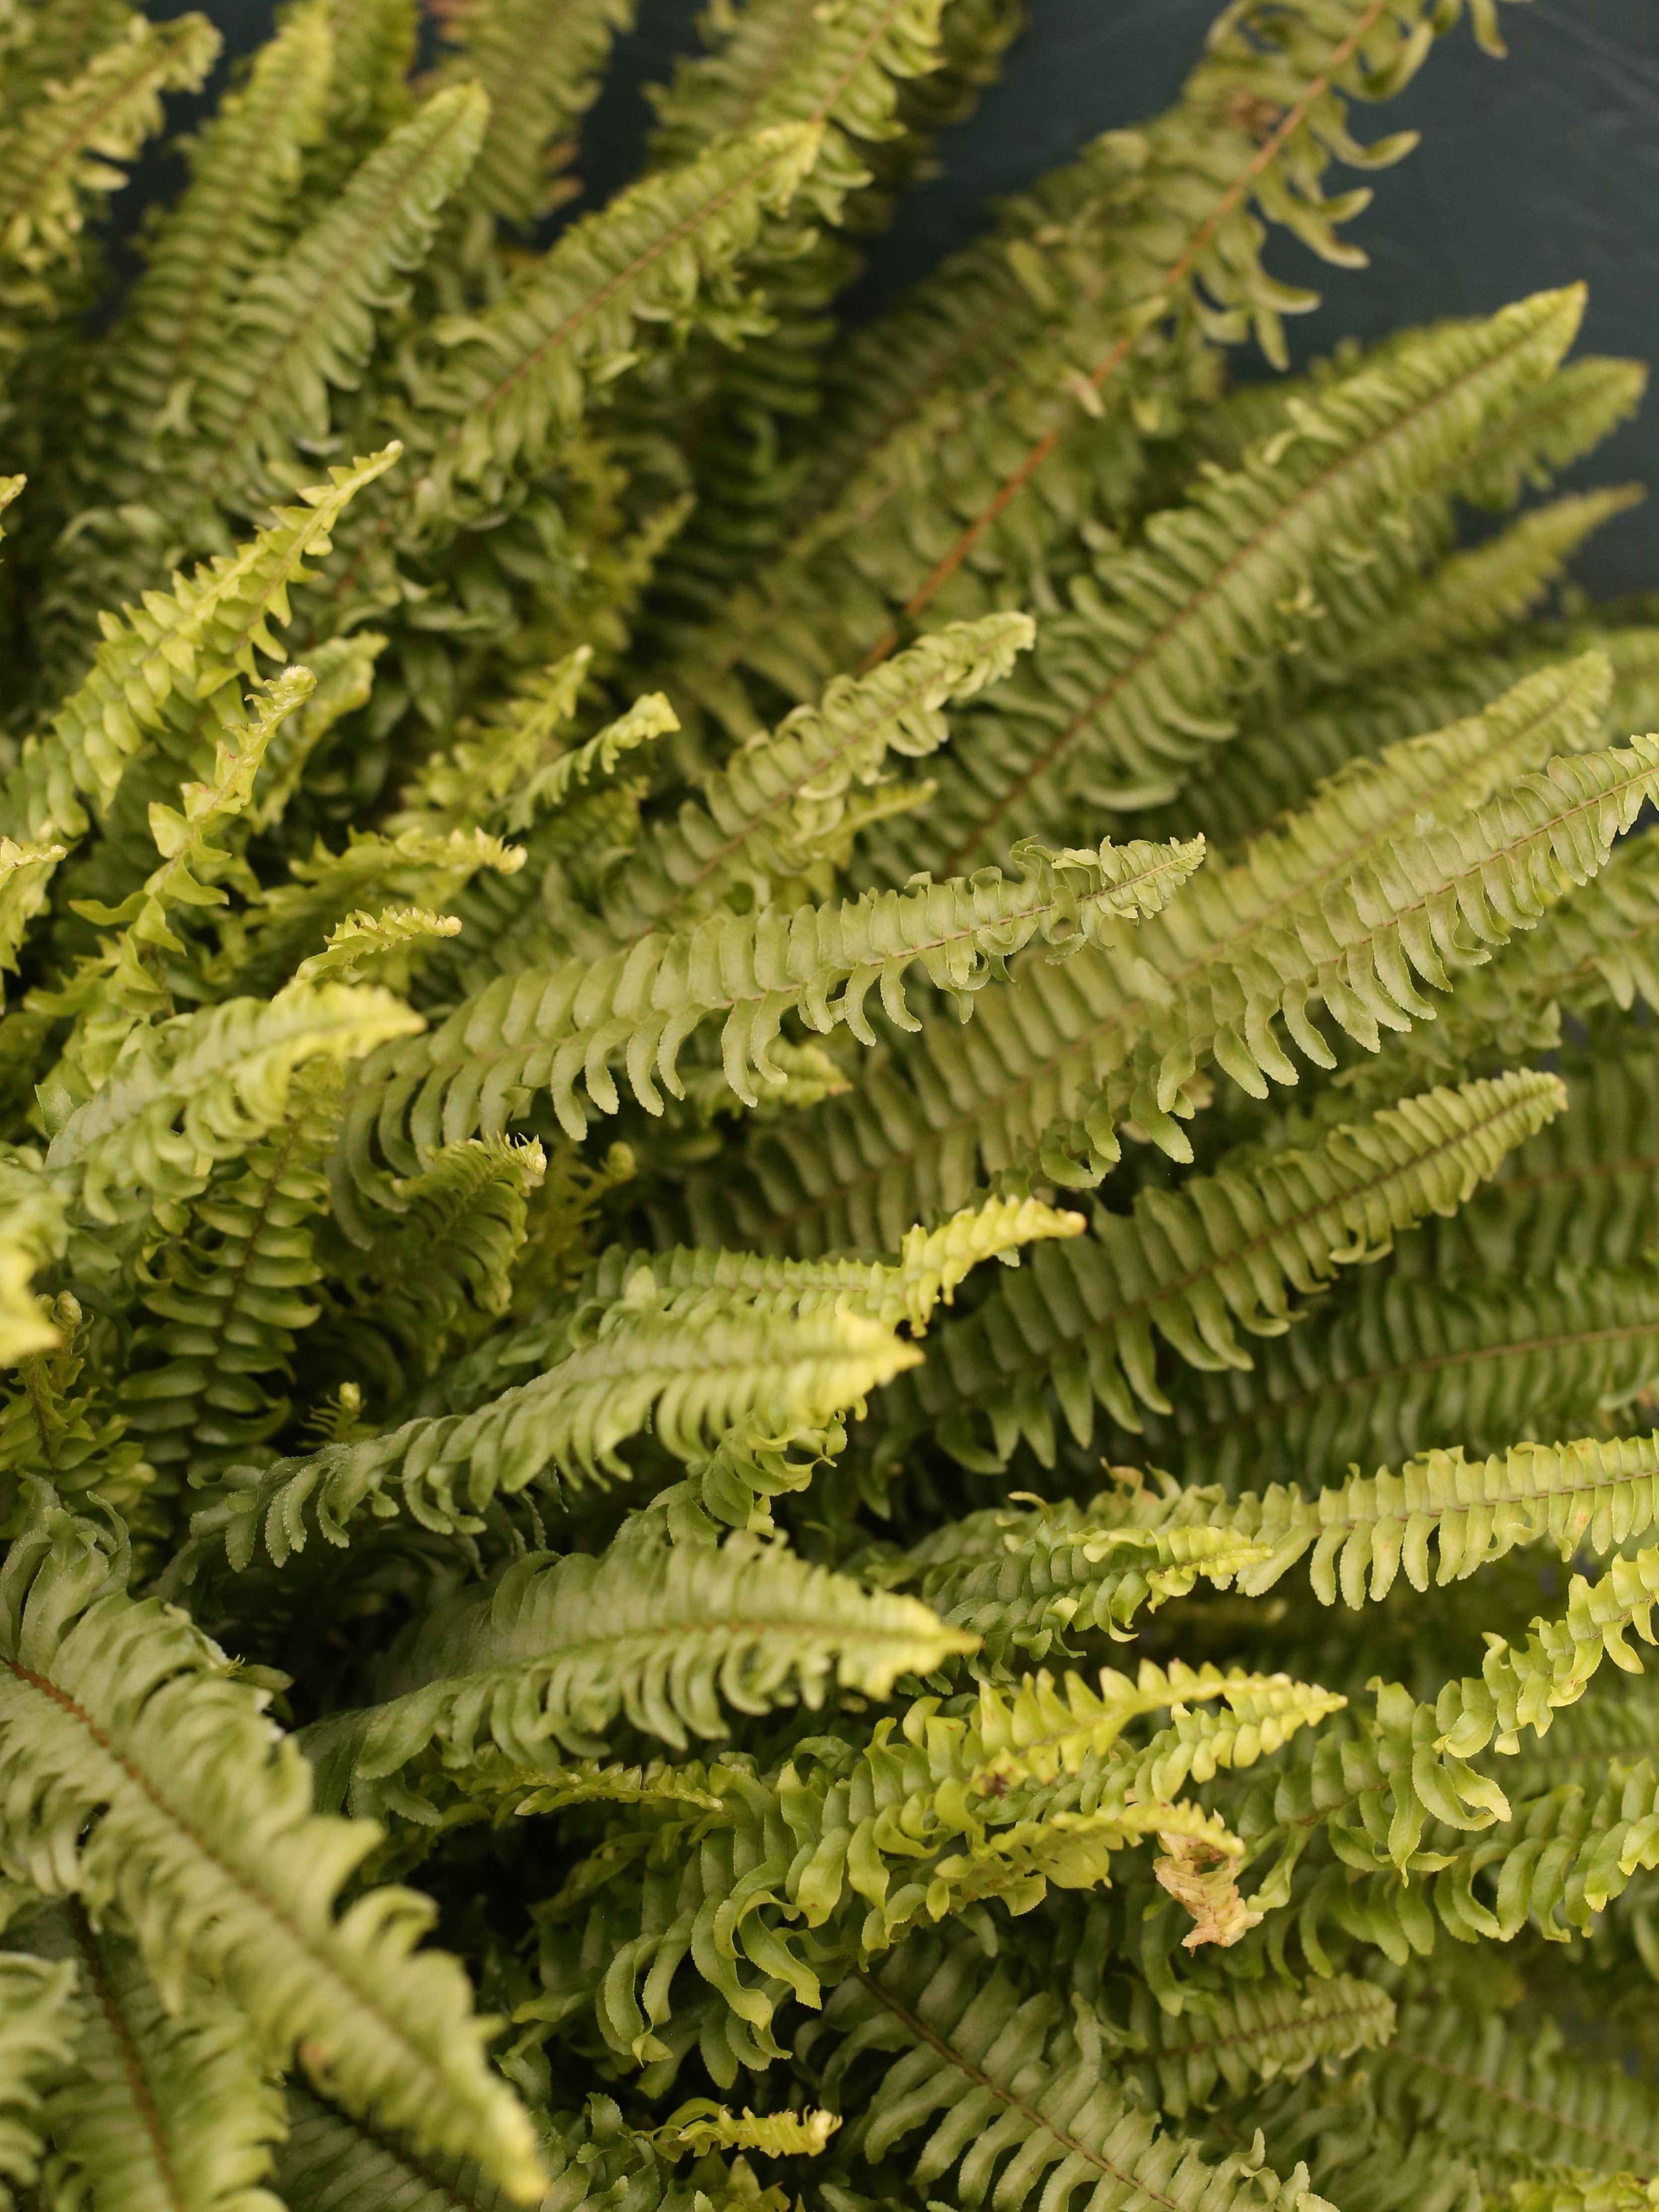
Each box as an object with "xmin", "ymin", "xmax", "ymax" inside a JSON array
[{"xmin": 0, "ymin": 1, "xmax": 1650, "ymax": 2200}]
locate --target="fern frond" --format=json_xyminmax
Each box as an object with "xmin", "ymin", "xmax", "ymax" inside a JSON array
[
  {"xmin": 889, "ymin": 290, "xmax": 1586, "ymax": 857},
  {"xmin": 1308, "ymin": 487, "xmax": 1644, "ymax": 688},
  {"xmin": 183, "ymin": 85, "xmax": 485, "ymax": 520},
  {"xmin": 606, "ymin": 613, "xmax": 1033, "ymax": 943},
  {"xmin": 89, "ymin": 2, "xmax": 335, "ymax": 495},
  {"xmin": 430, "ymin": 0, "xmax": 633, "ymax": 227},
  {"xmin": 310, "ymin": 1531, "xmax": 975, "ymax": 1789},
  {"xmin": 1134, "ymin": 1261, "xmax": 1659, "ymax": 1490},
  {"xmin": 34, "ymin": 667, "xmax": 317, "ymax": 1109},
  {"xmin": 1123, "ymin": 1973, "xmax": 1396, "ymax": 2121},
  {"xmin": 4, "ymin": 448, "xmax": 398, "ymax": 872},
  {"xmin": 398, "ymin": 124, "xmax": 825, "ymax": 535},
  {"xmin": 346, "ymin": 832, "xmax": 1201, "ymax": 1157},
  {"xmin": 1402, "ymin": 1044, "xmax": 1659, "ymax": 1281},
  {"xmin": 0, "ymin": 14, "xmax": 219, "ymax": 293},
  {"xmin": 804, "ymin": 1930, "xmax": 1336, "ymax": 2212},
  {"xmin": 1196, "ymin": 1431, "xmax": 1659, "ymax": 1606},
  {"xmin": 0, "ymin": 1946, "xmax": 78, "ymax": 2209},
  {"xmin": 388, "ymin": 646, "xmax": 589, "ymax": 834},
  {"xmin": 321, "ymin": 1132, "xmax": 544, "ymax": 1398},
  {"xmin": 880, "ymin": 1484, "xmax": 1278, "ymax": 1673},
  {"xmin": 692, "ymin": 656, "xmax": 1627, "ymax": 1251},
  {"xmin": 43, "ymin": 981, "xmax": 421, "ymax": 1278},
  {"xmin": 276, "ymin": 2084, "xmax": 577, "ymax": 2212},
  {"xmin": 590, "ymin": 1195, "xmax": 1084, "ymax": 1334},
  {"xmin": 220, "ymin": 824, "xmax": 521, "ymax": 1000},
  {"xmin": 177, "ymin": 1285, "xmax": 922, "ymax": 1574},
  {"xmin": 0, "ymin": 1503, "xmax": 545, "ymax": 2197},
  {"xmin": 877, "ymin": 1072, "xmax": 1564, "ymax": 1466},
  {"xmin": 1458, "ymin": 354, "xmax": 1649, "ymax": 509},
  {"xmin": 647, "ymin": 2102, "xmax": 839, "ymax": 2160},
  {"xmin": 292, "ymin": 906, "xmax": 460, "ymax": 986},
  {"xmin": 1375, "ymin": 1999, "xmax": 1659, "ymax": 2178},
  {"xmin": 27, "ymin": 1898, "xmax": 287, "ymax": 2212},
  {"xmin": 116, "ymin": 1057, "xmax": 343, "ymax": 1483},
  {"xmin": 1152, "ymin": 623, "xmax": 1659, "ymax": 859},
  {"xmin": 0, "ymin": 1291, "xmax": 147, "ymax": 1512}
]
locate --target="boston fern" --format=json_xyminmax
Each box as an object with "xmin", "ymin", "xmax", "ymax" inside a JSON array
[{"xmin": 8, "ymin": 0, "xmax": 1659, "ymax": 2205}]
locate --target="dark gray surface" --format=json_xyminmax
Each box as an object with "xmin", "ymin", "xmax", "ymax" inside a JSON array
[{"xmin": 151, "ymin": 0, "xmax": 1659, "ymax": 592}]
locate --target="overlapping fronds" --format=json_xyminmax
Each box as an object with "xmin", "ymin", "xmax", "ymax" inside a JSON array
[
  {"xmin": 182, "ymin": 85, "xmax": 486, "ymax": 520},
  {"xmin": 308, "ymin": 1532, "xmax": 975, "ymax": 1796},
  {"xmin": 605, "ymin": 612, "xmax": 1033, "ymax": 942},
  {"xmin": 0, "ymin": 0, "xmax": 1647, "ymax": 2196},
  {"xmin": 344, "ymin": 831, "xmax": 1201, "ymax": 1156},
  {"xmin": 881, "ymin": 291, "xmax": 1586, "ymax": 857},
  {"xmin": 395, "ymin": 123, "xmax": 825, "ymax": 536},
  {"xmin": 522, "ymin": 1658, "xmax": 1334, "ymax": 2075},
  {"xmin": 430, "ymin": 0, "xmax": 634, "ymax": 227},
  {"xmin": 176, "ymin": 1282, "xmax": 922, "ymax": 1572},
  {"xmin": 1132, "ymin": 1260, "xmax": 1659, "ymax": 1488},
  {"xmin": 86, "ymin": 3, "xmax": 334, "ymax": 495},
  {"xmin": 689, "ymin": 657, "xmax": 1631, "ymax": 1251},
  {"xmin": 876, "ymin": 1072, "xmax": 1564, "ymax": 1464},
  {"xmin": 802, "ymin": 1931, "xmax": 1337, "ymax": 2212},
  {"xmin": 3, "ymin": 446, "xmax": 396, "ymax": 875},
  {"xmin": 0, "ymin": 1504, "xmax": 545, "ymax": 2197}
]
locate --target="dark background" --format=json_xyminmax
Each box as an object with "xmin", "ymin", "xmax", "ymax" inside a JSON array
[{"xmin": 151, "ymin": 0, "xmax": 1659, "ymax": 595}]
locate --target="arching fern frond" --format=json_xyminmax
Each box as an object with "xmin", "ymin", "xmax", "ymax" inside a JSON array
[
  {"xmin": 1132, "ymin": 1260, "xmax": 1659, "ymax": 1491},
  {"xmin": 117, "ymin": 1056, "xmax": 343, "ymax": 1485},
  {"xmin": 0, "ymin": 1503, "xmax": 546, "ymax": 2199},
  {"xmin": 886, "ymin": 289, "xmax": 1585, "ymax": 860},
  {"xmin": 87, "ymin": 1, "xmax": 334, "ymax": 500},
  {"xmin": 1306, "ymin": 486, "xmax": 1644, "ymax": 689},
  {"xmin": 345, "ymin": 832, "xmax": 1201, "ymax": 1158},
  {"xmin": 429, "ymin": 0, "xmax": 634, "ymax": 228},
  {"xmin": 4, "ymin": 447, "xmax": 398, "ymax": 870},
  {"xmin": 587, "ymin": 1194, "xmax": 1084, "ymax": 1335},
  {"xmin": 182, "ymin": 84, "xmax": 485, "ymax": 521},
  {"xmin": 307, "ymin": 1531, "xmax": 974, "ymax": 1790},
  {"xmin": 176, "ymin": 1283, "xmax": 922, "ymax": 1575},
  {"xmin": 397, "ymin": 123, "xmax": 825, "ymax": 537},
  {"xmin": 43, "ymin": 981, "xmax": 421, "ymax": 1282},
  {"xmin": 877, "ymin": 1071, "xmax": 1564, "ymax": 1465}
]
